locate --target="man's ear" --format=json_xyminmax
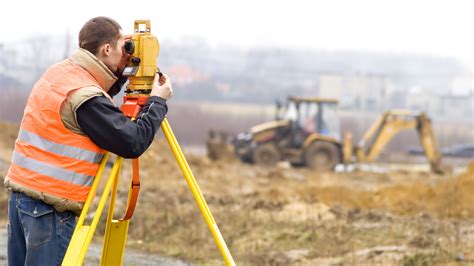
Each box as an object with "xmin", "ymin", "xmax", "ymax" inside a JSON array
[
  {"xmin": 104, "ymin": 44, "xmax": 111, "ymax": 56},
  {"xmin": 98, "ymin": 43, "xmax": 111, "ymax": 57}
]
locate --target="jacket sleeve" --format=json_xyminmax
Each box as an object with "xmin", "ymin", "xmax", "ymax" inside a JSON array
[{"xmin": 76, "ymin": 95, "xmax": 168, "ymax": 158}]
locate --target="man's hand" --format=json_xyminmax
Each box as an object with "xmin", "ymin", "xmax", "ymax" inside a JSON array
[
  {"xmin": 151, "ymin": 73, "xmax": 173, "ymax": 100},
  {"xmin": 108, "ymin": 71, "xmax": 128, "ymax": 97}
]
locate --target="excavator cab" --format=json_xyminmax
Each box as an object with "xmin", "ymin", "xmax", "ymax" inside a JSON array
[{"xmin": 282, "ymin": 97, "xmax": 341, "ymax": 143}]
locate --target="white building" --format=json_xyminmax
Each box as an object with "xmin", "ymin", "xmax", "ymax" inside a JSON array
[{"xmin": 319, "ymin": 73, "xmax": 389, "ymax": 111}]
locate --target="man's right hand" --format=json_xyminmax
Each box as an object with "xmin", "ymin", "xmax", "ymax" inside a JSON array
[{"xmin": 151, "ymin": 73, "xmax": 173, "ymax": 100}]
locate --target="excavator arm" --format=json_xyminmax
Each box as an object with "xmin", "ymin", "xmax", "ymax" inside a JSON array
[
  {"xmin": 355, "ymin": 110, "xmax": 443, "ymax": 174},
  {"xmin": 416, "ymin": 113, "xmax": 443, "ymax": 173}
]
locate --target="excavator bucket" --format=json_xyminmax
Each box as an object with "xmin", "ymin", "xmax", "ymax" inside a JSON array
[
  {"xmin": 417, "ymin": 113, "xmax": 445, "ymax": 174},
  {"xmin": 206, "ymin": 129, "xmax": 235, "ymax": 161}
]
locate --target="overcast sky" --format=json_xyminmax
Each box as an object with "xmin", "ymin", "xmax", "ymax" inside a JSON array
[{"xmin": 1, "ymin": 0, "xmax": 473, "ymax": 71}]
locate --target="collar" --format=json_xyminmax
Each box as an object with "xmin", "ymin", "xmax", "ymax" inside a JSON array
[{"xmin": 70, "ymin": 48, "xmax": 117, "ymax": 91}]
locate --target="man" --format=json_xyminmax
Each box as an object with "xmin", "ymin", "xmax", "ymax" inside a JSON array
[{"xmin": 4, "ymin": 16, "xmax": 173, "ymax": 265}]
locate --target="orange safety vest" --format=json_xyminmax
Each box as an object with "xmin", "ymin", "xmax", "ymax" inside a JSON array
[{"xmin": 6, "ymin": 59, "xmax": 107, "ymax": 202}]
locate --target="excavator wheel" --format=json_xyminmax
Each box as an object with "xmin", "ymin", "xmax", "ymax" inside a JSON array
[
  {"xmin": 305, "ymin": 141, "xmax": 340, "ymax": 171},
  {"xmin": 252, "ymin": 143, "xmax": 280, "ymax": 166}
]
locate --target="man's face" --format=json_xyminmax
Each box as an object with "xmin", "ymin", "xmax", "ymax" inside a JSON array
[{"xmin": 102, "ymin": 31, "xmax": 128, "ymax": 73}]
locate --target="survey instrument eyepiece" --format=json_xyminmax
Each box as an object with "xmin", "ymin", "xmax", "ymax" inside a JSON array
[{"xmin": 124, "ymin": 40, "xmax": 135, "ymax": 55}]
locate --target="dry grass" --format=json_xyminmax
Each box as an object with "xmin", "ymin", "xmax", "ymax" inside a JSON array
[
  {"xmin": 109, "ymin": 140, "xmax": 474, "ymax": 265},
  {"xmin": 0, "ymin": 121, "xmax": 473, "ymax": 265}
]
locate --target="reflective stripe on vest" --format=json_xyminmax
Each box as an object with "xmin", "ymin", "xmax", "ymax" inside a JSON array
[
  {"xmin": 18, "ymin": 129, "xmax": 103, "ymax": 164},
  {"xmin": 12, "ymin": 152, "xmax": 94, "ymax": 187}
]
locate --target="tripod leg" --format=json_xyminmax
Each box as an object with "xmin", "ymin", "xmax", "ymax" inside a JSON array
[
  {"xmin": 62, "ymin": 156, "xmax": 122, "ymax": 266},
  {"xmin": 161, "ymin": 118, "xmax": 235, "ymax": 266},
  {"xmin": 73, "ymin": 152, "xmax": 110, "ymax": 236},
  {"xmin": 101, "ymin": 158, "xmax": 133, "ymax": 266}
]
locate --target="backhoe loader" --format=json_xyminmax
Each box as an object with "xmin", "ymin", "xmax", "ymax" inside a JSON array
[{"xmin": 207, "ymin": 96, "xmax": 444, "ymax": 174}]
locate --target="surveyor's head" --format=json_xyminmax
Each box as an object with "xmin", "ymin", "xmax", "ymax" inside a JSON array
[{"xmin": 79, "ymin": 16, "xmax": 126, "ymax": 73}]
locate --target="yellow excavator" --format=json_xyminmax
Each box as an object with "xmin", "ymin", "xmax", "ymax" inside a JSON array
[{"xmin": 207, "ymin": 96, "xmax": 444, "ymax": 174}]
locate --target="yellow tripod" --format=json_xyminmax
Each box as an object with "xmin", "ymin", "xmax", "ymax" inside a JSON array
[
  {"xmin": 62, "ymin": 118, "xmax": 235, "ymax": 265},
  {"xmin": 63, "ymin": 19, "xmax": 234, "ymax": 266}
]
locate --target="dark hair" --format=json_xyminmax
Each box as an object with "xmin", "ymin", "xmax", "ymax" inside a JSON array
[{"xmin": 79, "ymin": 16, "xmax": 122, "ymax": 55}]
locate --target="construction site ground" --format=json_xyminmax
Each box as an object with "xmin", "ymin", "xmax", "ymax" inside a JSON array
[{"xmin": 0, "ymin": 121, "xmax": 473, "ymax": 265}]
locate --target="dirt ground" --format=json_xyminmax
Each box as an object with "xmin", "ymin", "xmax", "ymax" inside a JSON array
[{"xmin": 0, "ymin": 121, "xmax": 473, "ymax": 265}]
